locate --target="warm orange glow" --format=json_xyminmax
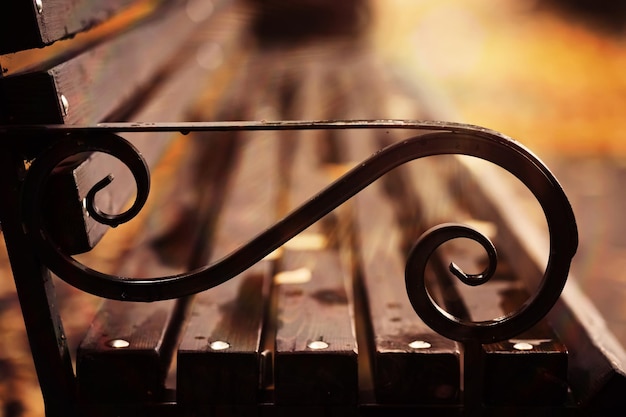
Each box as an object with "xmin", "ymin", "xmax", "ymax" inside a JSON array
[{"xmin": 370, "ymin": 0, "xmax": 626, "ymax": 156}]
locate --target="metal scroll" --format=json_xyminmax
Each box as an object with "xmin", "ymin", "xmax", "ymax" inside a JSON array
[{"xmin": 14, "ymin": 120, "xmax": 578, "ymax": 343}]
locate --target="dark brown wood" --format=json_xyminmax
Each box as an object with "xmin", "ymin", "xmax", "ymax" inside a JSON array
[
  {"xmin": 76, "ymin": 125, "xmax": 241, "ymax": 404},
  {"xmin": 274, "ymin": 248, "xmax": 358, "ymax": 406},
  {"xmin": 177, "ymin": 134, "xmax": 277, "ymax": 406},
  {"xmin": 450, "ymin": 155, "xmax": 626, "ymax": 410},
  {"xmin": 435, "ymin": 252, "xmax": 568, "ymax": 406},
  {"xmin": 76, "ymin": 299, "xmax": 185, "ymax": 402},
  {"xmin": 3, "ymin": 1, "xmax": 251, "ymax": 253},
  {"xmin": 0, "ymin": 3, "xmax": 197, "ymax": 125},
  {"xmin": 0, "ymin": 0, "xmax": 138, "ymax": 54},
  {"xmin": 273, "ymin": 131, "xmax": 358, "ymax": 406},
  {"xmin": 344, "ymin": 130, "xmax": 461, "ymax": 405}
]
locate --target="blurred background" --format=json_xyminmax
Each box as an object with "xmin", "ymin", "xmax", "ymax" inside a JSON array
[{"xmin": 2, "ymin": 0, "xmax": 626, "ymax": 415}]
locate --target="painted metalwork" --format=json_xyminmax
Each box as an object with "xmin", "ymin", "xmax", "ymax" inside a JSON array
[{"xmin": 7, "ymin": 119, "xmax": 578, "ymax": 344}]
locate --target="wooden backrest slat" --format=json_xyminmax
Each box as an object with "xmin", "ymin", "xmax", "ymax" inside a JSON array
[
  {"xmin": 0, "ymin": 0, "xmax": 146, "ymax": 54},
  {"xmin": 3, "ymin": 1, "xmax": 250, "ymax": 253},
  {"xmin": 1, "ymin": 3, "xmax": 196, "ymax": 125}
]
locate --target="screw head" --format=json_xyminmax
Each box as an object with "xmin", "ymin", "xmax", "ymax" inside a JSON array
[
  {"xmin": 60, "ymin": 94, "xmax": 69, "ymax": 116},
  {"xmin": 209, "ymin": 340, "xmax": 230, "ymax": 350},
  {"xmin": 409, "ymin": 340, "xmax": 431, "ymax": 349},
  {"xmin": 307, "ymin": 341, "xmax": 329, "ymax": 350},
  {"xmin": 107, "ymin": 339, "xmax": 130, "ymax": 348}
]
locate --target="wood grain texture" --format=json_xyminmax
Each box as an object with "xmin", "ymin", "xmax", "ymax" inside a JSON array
[
  {"xmin": 177, "ymin": 133, "xmax": 277, "ymax": 406},
  {"xmin": 0, "ymin": 0, "xmax": 140, "ymax": 54},
  {"xmin": 76, "ymin": 299, "xmax": 185, "ymax": 402},
  {"xmin": 451, "ymin": 155, "xmax": 626, "ymax": 410},
  {"xmin": 273, "ymin": 130, "xmax": 358, "ymax": 406},
  {"xmin": 76, "ymin": 120, "xmax": 243, "ymax": 406},
  {"xmin": 0, "ymin": 2, "xmax": 196, "ymax": 126},
  {"xmin": 4, "ymin": 1, "xmax": 250, "ymax": 253},
  {"xmin": 436, "ymin": 252, "xmax": 568, "ymax": 406},
  {"xmin": 344, "ymin": 131, "xmax": 460, "ymax": 405}
]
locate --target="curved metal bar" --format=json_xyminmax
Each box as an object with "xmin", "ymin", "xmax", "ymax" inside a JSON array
[
  {"xmin": 445, "ymin": 225, "xmax": 497, "ymax": 287},
  {"xmin": 78, "ymin": 135, "xmax": 151, "ymax": 227},
  {"xmin": 21, "ymin": 123, "xmax": 578, "ymax": 330}
]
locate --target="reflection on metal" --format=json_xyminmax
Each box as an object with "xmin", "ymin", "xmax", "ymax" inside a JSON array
[
  {"xmin": 106, "ymin": 339, "xmax": 130, "ymax": 349},
  {"xmin": 307, "ymin": 340, "xmax": 329, "ymax": 350},
  {"xmin": 512, "ymin": 342, "xmax": 534, "ymax": 351},
  {"xmin": 11, "ymin": 119, "xmax": 578, "ymax": 345},
  {"xmin": 209, "ymin": 340, "xmax": 230, "ymax": 351},
  {"xmin": 408, "ymin": 340, "xmax": 432, "ymax": 349}
]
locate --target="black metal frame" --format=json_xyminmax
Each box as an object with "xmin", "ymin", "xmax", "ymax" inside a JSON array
[{"xmin": 0, "ymin": 120, "xmax": 578, "ymax": 416}]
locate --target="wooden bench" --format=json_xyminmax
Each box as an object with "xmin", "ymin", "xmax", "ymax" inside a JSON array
[{"xmin": 1, "ymin": 1, "xmax": 625, "ymax": 416}]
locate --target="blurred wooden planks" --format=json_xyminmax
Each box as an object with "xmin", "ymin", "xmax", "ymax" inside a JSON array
[
  {"xmin": 272, "ymin": 131, "xmax": 358, "ymax": 409},
  {"xmin": 0, "ymin": 0, "xmax": 251, "ymax": 254},
  {"xmin": 176, "ymin": 132, "xmax": 277, "ymax": 409}
]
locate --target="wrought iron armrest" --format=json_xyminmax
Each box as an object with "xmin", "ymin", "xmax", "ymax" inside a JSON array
[{"xmin": 7, "ymin": 119, "xmax": 578, "ymax": 347}]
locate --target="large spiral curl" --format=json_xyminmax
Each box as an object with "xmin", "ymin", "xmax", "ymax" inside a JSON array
[{"xmin": 20, "ymin": 124, "xmax": 578, "ymax": 343}]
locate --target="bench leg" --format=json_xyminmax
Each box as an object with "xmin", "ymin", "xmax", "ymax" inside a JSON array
[{"xmin": 0, "ymin": 148, "xmax": 77, "ymax": 417}]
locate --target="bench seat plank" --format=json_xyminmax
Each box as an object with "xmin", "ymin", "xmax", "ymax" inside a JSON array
[
  {"xmin": 77, "ymin": 298, "xmax": 185, "ymax": 402},
  {"xmin": 77, "ymin": 126, "xmax": 241, "ymax": 404},
  {"xmin": 273, "ymin": 131, "xmax": 358, "ymax": 407},
  {"xmin": 450, "ymin": 156, "xmax": 626, "ymax": 410},
  {"xmin": 431, "ymin": 240, "xmax": 568, "ymax": 406},
  {"xmin": 344, "ymin": 132, "xmax": 461, "ymax": 405},
  {"xmin": 177, "ymin": 133, "xmax": 277, "ymax": 407},
  {"xmin": 274, "ymin": 247, "xmax": 358, "ymax": 406}
]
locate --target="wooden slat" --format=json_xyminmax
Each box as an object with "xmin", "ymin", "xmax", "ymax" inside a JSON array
[
  {"xmin": 481, "ymin": 286, "xmax": 568, "ymax": 406},
  {"xmin": 76, "ymin": 127, "xmax": 240, "ymax": 404},
  {"xmin": 431, "ymin": 240, "xmax": 568, "ymax": 406},
  {"xmin": 274, "ymin": 247, "xmax": 358, "ymax": 406},
  {"xmin": 76, "ymin": 299, "xmax": 186, "ymax": 402},
  {"xmin": 0, "ymin": 0, "xmax": 140, "ymax": 54},
  {"xmin": 177, "ymin": 133, "xmax": 277, "ymax": 407},
  {"xmin": 272, "ymin": 132, "xmax": 358, "ymax": 407},
  {"xmin": 0, "ymin": 1, "xmax": 197, "ymax": 126},
  {"xmin": 402, "ymin": 150, "xmax": 569, "ymax": 406},
  {"xmin": 453, "ymin": 157, "xmax": 626, "ymax": 411},
  {"xmin": 13, "ymin": 1, "xmax": 251, "ymax": 253},
  {"xmin": 344, "ymin": 132, "xmax": 461, "ymax": 405}
]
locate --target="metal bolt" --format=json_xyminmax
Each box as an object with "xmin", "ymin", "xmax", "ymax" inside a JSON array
[
  {"xmin": 107, "ymin": 339, "xmax": 130, "ymax": 348},
  {"xmin": 308, "ymin": 340, "xmax": 329, "ymax": 350},
  {"xmin": 35, "ymin": 0, "xmax": 43, "ymax": 14},
  {"xmin": 209, "ymin": 340, "xmax": 230, "ymax": 351},
  {"xmin": 409, "ymin": 340, "xmax": 431, "ymax": 349},
  {"xmin": 60, "ymin": 94, "xmax": 69, "ymax": 116},
  {"xmin": 513, "ymin": 342, "xmax": 534, "ymax": 351}
]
